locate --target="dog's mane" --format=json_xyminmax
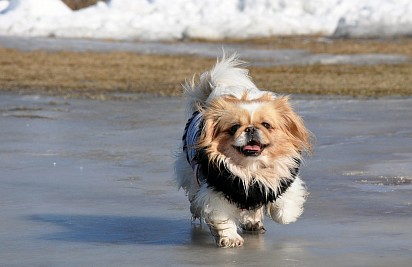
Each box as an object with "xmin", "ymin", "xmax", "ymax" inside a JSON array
[{"xmin": 196, "ymin": 150, "xmax": 301, "ymax": 210}]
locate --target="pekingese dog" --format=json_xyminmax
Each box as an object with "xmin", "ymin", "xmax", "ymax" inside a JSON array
[{"xmin": 175, "ymin": 54, "xmax": 312, "ymax": 248}]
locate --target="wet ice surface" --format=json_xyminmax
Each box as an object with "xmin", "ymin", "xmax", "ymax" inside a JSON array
[
  {"xmin": 0, "ymin": 35, "xmax": 410, "ymax": 66},
  {"xmin": 1, "ymin": 93, "xmax": 412, "ymax": 266}
]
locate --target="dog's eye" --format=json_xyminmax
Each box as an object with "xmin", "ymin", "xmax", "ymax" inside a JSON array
[
  {"xmin": 229, "ymin": 124, "xmax": 241, "ymax": 135},
  {"xmin": 262, "ymin": 122, "xmax": 271, "ymax": 129}
]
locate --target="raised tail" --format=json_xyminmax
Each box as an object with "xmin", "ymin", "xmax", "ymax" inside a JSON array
[{"xmin": 183, "ymin": 53, "xmax": 258, "ymax": 114}]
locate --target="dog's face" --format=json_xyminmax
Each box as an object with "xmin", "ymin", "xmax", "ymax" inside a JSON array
[{"xmin": 199, "ymin": 93, "xmax": 311, "ymax": 168}]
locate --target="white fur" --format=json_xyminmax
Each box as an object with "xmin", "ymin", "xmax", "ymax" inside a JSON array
[
  {"xmin": 183, "ymin": 53, "xmax": 275, "ymax": 115},
  {"xmin": 267, "ymin": 176, "xmax": 308, "ymax": 224},
  {"xmin": 239, "ymin": 101, "xmax": 262, "ymax": 118},
  {"xmin": 194, "ymin": 184, "xmax": 244, "ymax": 247},
  {"xmin": 176, "ymin": 54, "xmax": 308, "ymax": 248}
]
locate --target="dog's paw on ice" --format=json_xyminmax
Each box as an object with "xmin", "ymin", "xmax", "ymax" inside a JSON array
[{"xmin": 216, "ymin": 234, "xmax": 244, "ymax": 248}]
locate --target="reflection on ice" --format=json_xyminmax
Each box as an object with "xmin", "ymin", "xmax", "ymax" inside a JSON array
[{"xmin": 29, "ymin": 214, "xmax": 191, "ymax": 246}]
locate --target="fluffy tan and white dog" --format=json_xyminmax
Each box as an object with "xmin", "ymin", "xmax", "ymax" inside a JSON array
[{"xmin": 175, "ymin": 54, "xmax": 312, "ymax": 248}]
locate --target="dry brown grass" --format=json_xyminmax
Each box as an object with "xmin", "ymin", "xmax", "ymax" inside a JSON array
[
  {"xmin": 0, "ymin": 48, "xmax": 215, "ymax": 98},
  {"xmin": 250, "ymin": 64, "xmax": 412, "ymax": 97},
  {"xmin": 1, "ymin": 37, "xmax": 412, "ymax": 99},
  {"xmin": 217, "ymin": 36, "xmax": 412, "ymax": 56}
]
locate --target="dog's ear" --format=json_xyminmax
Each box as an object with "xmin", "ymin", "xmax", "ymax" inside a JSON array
[
  {"xmin": 274, "ymin": 96, "xmax": 312, "ymax": 153},
  {"xmin": 197, "ymin": 97, "xmax": 228, "ymax": 150},
  {"xmin": 198, "ymin": 115, "xmax": 217, "ymax": 150}
]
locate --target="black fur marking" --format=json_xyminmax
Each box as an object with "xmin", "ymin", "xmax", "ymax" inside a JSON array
[
  {"xmin": 196, "ymin": 150, "xmax": 301, "ymax": 210},
  {"xmin": 182, "ymin": 111, "xmax": 200, "ymax": 142},
  {"xmin": 182, "ymin": 111, "xmax": 202, "ymax": 165}
]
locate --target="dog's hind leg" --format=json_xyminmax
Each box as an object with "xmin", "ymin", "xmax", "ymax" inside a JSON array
[
  {"xmin": 239, "ymin": 207, "xmax": 266, "ymax": 234},
  {"xmin": 175, "ymin": 152, "xmax": 202, "ymax": 220}
]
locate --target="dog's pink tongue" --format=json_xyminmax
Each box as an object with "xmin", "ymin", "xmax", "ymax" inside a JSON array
[{"xmin": 243, "ymin": 145, "xmax": 261, "ymax": 152}]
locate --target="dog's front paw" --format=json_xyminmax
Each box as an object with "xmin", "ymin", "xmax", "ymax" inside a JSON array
[
  {"xmin": 209, "ymin": 222, "xmax": 244, "ymax": 248},
  {"xmin": 269, "ymin": 177, "xmax": 307, "ymax": 224},
  {"xmin": 216, "ymin": 233, "xmax": 244, "ymax": 248}
]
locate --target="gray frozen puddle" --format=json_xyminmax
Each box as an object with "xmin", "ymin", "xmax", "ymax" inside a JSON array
[
  {"xmin": 1, "ymin": 93, "xmax": 412, "ymax": 266},
  {"xmin": 0, "ymin": 35, "xmax": 410, "ymax": 66}
]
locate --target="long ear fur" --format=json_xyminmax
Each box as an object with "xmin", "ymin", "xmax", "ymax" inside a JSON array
[
  {"xmin": 198, "ymin": 115, "xmax": 216, "ymax": 151},
  {"xmin": 197, "ymin": 98, "xmax": 230, "ymax": 158},
  {"xmin": 274, "ymin": 97, "xmax": 312, "ymax": 153}
]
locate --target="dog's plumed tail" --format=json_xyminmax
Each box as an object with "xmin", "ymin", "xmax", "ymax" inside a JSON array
[{"xmin": 183, "ymin": 53, "xmax": 260, "ymax": 113}]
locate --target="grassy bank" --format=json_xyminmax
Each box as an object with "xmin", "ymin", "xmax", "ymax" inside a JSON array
[
  {"xmin": 224, "ymin": 36, "xmax": 412, "ymax": 56},
  {"xmin": 1, "ymin": 37, "xmax": 412, "ymax": 99}
]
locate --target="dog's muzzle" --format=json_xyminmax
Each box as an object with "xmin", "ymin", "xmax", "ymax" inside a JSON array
[{"xmin": 236, "ymin": 127, "xmax": 266, "ymax": 156}]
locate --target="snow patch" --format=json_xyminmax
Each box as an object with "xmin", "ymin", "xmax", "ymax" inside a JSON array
[{"xmin": 0, "ymin": 0, "xmax": 412, "ymax": 40}]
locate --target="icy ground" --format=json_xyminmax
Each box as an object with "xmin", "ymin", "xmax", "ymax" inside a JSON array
[
  {"xmin": 1, "ymin": 0, "xmax": 412, "ymax": 40},
  {"xmin": 1, "ymin": 93, "xmax": 412, "ymax": 266}
]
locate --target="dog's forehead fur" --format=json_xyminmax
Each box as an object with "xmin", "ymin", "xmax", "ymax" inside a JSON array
[{"xmin": 206, "ymin": 93, "xmax": 286, "ymax": 128}]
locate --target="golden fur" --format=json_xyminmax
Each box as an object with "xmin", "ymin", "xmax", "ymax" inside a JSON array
[{"xmin": 198, "ymin": 93, "xmax": 311, "ymax": 192}]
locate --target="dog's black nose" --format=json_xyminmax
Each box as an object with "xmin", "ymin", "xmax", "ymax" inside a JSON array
[{"xmin": 245, "ymin": 127, "xmax": 256, "ymax": 134}]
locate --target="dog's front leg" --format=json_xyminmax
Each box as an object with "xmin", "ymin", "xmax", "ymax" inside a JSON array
[
  {"xmin": 267, "ymin": 176, "xmax": 308, "ymax": 224},
  {"xmin": 196, "ymin": 186, "xmax": 244, "ymax": 248},
  {"xmin": 206, "ymin": 210, "xmax": 243, "ymax": 248}
]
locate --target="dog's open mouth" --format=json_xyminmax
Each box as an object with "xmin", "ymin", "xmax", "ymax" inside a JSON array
[{"xmin": 235, "ymin": 141, "xmax": 266, "ymax": 157}]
